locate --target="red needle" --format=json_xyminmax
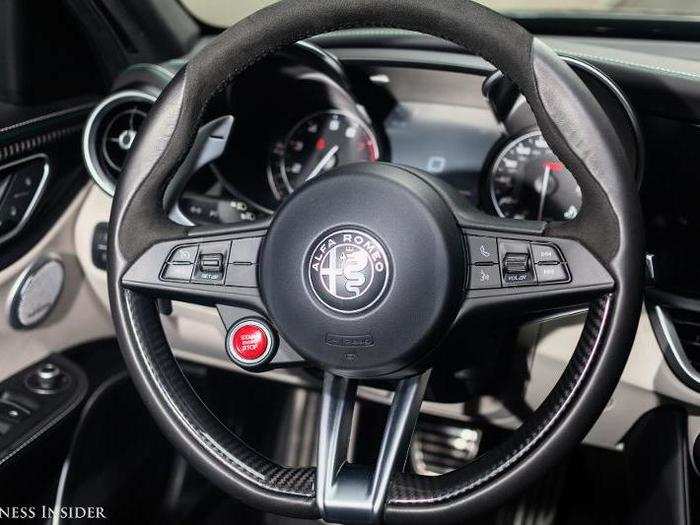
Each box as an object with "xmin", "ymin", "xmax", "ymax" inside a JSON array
[{"xmin": 544, "ymin": 161, "xmax": 564, "ymax": 172}]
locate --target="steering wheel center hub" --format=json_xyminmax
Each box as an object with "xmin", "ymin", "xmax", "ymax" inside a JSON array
[
  {"xmin": 260, "ymin": 163, "xmax": 465, "ymax": 378},
  {"xmin": 306, "ymin": 227, "xmax": 392, "ymax": 314}
]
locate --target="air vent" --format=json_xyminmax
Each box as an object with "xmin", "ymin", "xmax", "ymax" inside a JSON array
[
  {"xmin": 665, "ymin": 308, "xmax": 700, "ymax": 371},
  {"xmin": 410, "ymin": 421, "xmax": 481, "ymax": 476},
  {"xmin": 649, "ymin": 300, "xmax": 700, "ymax": 392},
  {"xmin": 82, "ymin": 90, "xmax": 156, "ymax": 195}
]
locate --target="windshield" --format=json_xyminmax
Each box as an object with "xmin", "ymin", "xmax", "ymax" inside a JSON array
[{"xmin": 180, "ymin": 0, "xmax": 700, "ymax": 28}]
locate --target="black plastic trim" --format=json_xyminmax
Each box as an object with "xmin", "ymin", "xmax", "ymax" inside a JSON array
[{"xmin": 0, "ymin": 355, "xmax": 88, "ymax": 470}]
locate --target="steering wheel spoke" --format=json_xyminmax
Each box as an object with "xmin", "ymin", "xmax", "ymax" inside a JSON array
[
  {"xmin": 120, "ymin": 221, "xmax": 269, "ymax": 311},
  {"xmin": 460, "ymin": 225, "xmax": 614, "ymax": 320},
  {"xmin": 317, "ymin": 370, "xmax": 431, "ymax": 524}
]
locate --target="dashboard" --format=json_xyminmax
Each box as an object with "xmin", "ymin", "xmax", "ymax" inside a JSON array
[
  {"xmin": 81, "ymin": 41, "xmax": 642, "ymax": 231},
  {"xmin": 5, "ymin": 3, "xmax": 700, "ymax": 514},
  {"xmin": 5, "ymin": 27, "xmax": 700, "ymax": 463}
]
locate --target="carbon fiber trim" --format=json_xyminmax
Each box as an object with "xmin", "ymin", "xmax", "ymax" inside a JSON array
[
  {"xmin": 123, "ymin": 289, "xmax": 316, "ymax": 498},
  {"xmin": 123, "ymin": 286, "xmax": 612, "ymax": 507},
  {"xmin": 0, "ymin": 125, "xmax": 83, "ymax": 163},
  {"xmin": 388, "ymin": 294, "xmax": 612, "ymax": 504}
]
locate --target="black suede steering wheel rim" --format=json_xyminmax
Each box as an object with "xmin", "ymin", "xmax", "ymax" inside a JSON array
[{"xmin": 107, "ymin": 1, "xmax": 643, "ymax": 523}]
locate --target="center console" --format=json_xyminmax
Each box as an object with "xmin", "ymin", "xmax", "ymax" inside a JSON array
[{"xmin": 0, "ymin": 355, "xmax": 86, "ymax": 468}]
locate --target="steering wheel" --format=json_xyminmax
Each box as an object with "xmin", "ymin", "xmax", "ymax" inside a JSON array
[{"xmin": 107, "ymin": 1, "xmax": 643, "ymax": 523}]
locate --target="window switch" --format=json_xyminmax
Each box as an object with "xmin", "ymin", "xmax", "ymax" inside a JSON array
[{"xmin": 0, "ymin": 401, "xmax": 30, "ymax": 423}]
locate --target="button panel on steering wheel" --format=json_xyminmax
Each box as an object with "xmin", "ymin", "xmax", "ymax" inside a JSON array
[
  {"xmin": 467, "ymin": 234, "xmax": 570, "ymax": 290},
  {"xmin": 160, "ymin": 237, "xmax": 263, "ymax": 288}
]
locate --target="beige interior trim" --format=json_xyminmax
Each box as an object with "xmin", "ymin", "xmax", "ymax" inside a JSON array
[
  {"xmin": 74, "ymin": 185, "xmax": 112, "ymax": 308},
  {"xmin": 0, "ymin": 184, "xmax": 114, "ymax": 383}
]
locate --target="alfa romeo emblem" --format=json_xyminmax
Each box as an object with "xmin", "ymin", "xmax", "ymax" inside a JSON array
[{"xmin": 307, "ymin": 228, "xmax": 391, "ymax": 314}]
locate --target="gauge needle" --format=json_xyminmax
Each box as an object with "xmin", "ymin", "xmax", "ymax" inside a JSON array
[
  {"xmin": 537, "ymin": 164, "xmax": 551, "ymax": 221},
  {"xmin": 306, "ymin": 145, "xmax": 339, "ymax": 182}
]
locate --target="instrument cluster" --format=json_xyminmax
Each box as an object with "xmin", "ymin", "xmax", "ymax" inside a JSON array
[
  {"xmin": 202, "ymin": 51, "xmax": 640, "ymax": 227},
  {"xmin": 84, "ymin": 44, "xmax": 642, "ymax": 229},
  {"xmin": 267, "ymin": 110, "xmax": 380, "ymax": 201}
]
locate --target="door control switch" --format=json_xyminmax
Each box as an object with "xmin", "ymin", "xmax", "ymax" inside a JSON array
[{"xmin": 0, "ymin": 401, "xmax": 30, "ymax": 423}]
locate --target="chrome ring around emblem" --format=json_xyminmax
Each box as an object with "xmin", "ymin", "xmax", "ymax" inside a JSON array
[{"xmin": 306, "ymin": 228, "xmax": 392, "ymax": 314}]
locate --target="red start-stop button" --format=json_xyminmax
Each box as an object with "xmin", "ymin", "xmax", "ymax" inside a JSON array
[{"xmin": 226, "ymin": 319, "xmax": 275, "ymax": 366}]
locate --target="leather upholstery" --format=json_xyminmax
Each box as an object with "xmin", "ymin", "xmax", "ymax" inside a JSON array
[{"xmin": 108, "ymin": 0, "xmax": 643, "ymax": 521}]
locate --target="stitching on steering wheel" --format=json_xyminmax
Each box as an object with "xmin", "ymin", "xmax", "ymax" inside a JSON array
[
  {"xmin": 123, "ymin": 289, "xmax": 316, "ymax": 497},
  {"xmin": 388, "ymin": 294, "xmax": 612, "ymax": 503},
  {"xmin": 124, "ymin": 283, "xmax": 611, "ymax": 505}
]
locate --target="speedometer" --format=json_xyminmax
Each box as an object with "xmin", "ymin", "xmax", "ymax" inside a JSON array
[
  {"xmin": 268, "ymin": 110, "xmax": 379, "ymax": 200},
  {"xmin": 488, "ymin": 130, "xmax": 582, "ymax": 222}
]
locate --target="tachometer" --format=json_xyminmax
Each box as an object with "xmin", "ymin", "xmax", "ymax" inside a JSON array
[
  {"xmin": 488, "ymin": 130, "xmax": 582, "ymax": 221},
  {"xmin": 268, "ymin": 110, "xmax": 379, "ymax": 200}
]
